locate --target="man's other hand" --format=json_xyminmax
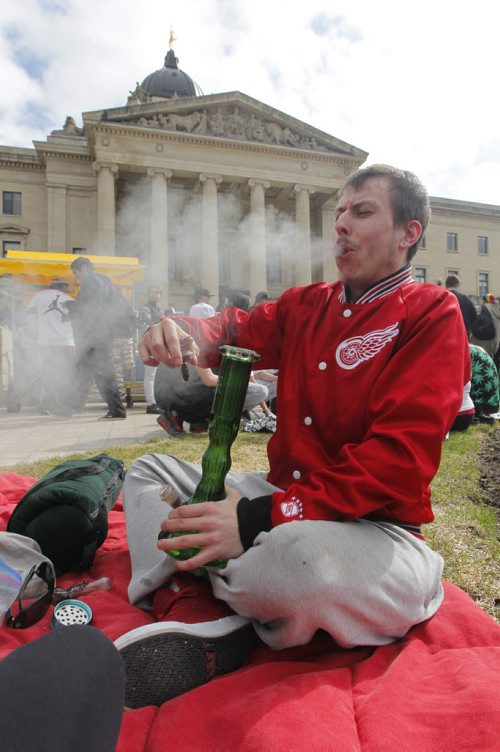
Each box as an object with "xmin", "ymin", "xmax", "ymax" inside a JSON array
[{"xmin": 157, "ymin": 486, "xmax": 244, "ymax": 569}]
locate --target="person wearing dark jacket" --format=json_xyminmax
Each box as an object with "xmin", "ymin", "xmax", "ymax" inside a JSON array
[
  {"xmin": 66, "ymin": 257, "xmax": 126, "ymax": 420},
  {"xmin": 445, "ymin": 275, "xmax": 477, "ymax": 336},
  {"xmin": 470, "ymin": 294, "xmax": 500, "ymax": 369}
]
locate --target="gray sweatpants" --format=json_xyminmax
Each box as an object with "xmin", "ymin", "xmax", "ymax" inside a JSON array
[{"xmin": 123, "ymin": 454, "xmax": 444, "ymax": 650}]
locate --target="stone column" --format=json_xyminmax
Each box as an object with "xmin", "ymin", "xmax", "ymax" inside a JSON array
[
  {"xmin": 93, "ymin": 162, "xmax": 118, "ymax": 254},
  {"xmin": 294, "ymin": 184, "xmax": 315, "ymax": 286},
  {"xmin": 248, "ymin": 179, "xmax": 270, "ymax": 299},
  {"xmin": 148, "ymin": 167, "xmax": 172, "ymax": 297},
  {"xmin": 199, "ymin": 173, "xmax": 222, "ymax": 296},
  {"xmin": 47, "ymin": 185, "xmax": 67, "ymax": 253}
]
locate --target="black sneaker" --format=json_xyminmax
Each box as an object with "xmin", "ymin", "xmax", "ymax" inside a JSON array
[
  {"xmin": 146, "ymin": 403, "xmax": 162, "ymax": 414},
  {"xmin": 157, "ymin": 412, "xmax": 184, "ymax": 436},
  {"xmin": 98, "ymin": 410, "xmax": 126, "ymax": 420},
  {"xmin": 114, "ymin": 615, "xmax": 258, "ymax": 708}
]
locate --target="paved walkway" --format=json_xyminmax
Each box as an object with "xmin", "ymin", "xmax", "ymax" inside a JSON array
[{"xmin": 0, "ymin": 404, "xmax": 163, "ymax": 469}]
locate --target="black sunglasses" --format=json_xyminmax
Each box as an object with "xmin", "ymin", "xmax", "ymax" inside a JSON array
[{"xmin": 6, "ymin": 561, "xmax": 55, "ymax": 629}]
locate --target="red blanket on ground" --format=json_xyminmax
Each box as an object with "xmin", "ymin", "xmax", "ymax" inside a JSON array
[{"xmin": 1, "ymin": 472, "xmax": 499, "ymax": 751}]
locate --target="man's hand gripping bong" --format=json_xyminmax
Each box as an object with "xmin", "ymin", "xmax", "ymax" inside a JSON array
[
  {"xmin": 138, "ymin": 318, "xmax": 245, "ymax": 570},
  {"xmin": 159, "ymin": 485, "xmax": 244, "ymax": 570}
]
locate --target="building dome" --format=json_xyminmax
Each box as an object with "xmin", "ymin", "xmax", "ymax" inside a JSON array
[{"xmin": 140, "ymin": 48, "xmax": 202, "ymax": 99}]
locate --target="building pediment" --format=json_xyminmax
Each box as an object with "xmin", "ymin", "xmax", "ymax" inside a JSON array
[{"xmin": 83, "ymin": 92, "xmax": 367, "ymax": 159}]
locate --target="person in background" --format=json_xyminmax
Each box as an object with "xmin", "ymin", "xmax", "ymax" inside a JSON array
[
  {"xmin": 443, "ymin": 274, "xmax": 477, "ymax": 434},
  {"xmin": 138, "ymin": 285, "xmax": 164, "ymax": 414},
  {"xmin": 189, "ymin": 288, "xmax": 216, "ymax": 318},
  {"xmin": 112, "ymin": 335, "xmax": 135, "ymax": 410},
  {"xmin": 445, "ymin": 275, "xmax": 477, "ymax": 336},
  {"xmin": 252, "ymin": 290, "xmax": 269, "ymax": 307},
  {"xmin": 154, "ymin": 361, "xmax": 268, "ymax": 436},
  {"xmin": 215, "ymin": 295, "xmax": 229, "ymax": 313},
  {"xmin": 252, "ymin": 368, "xmax": 278, "ymax": 412},
  {"xmin": 469, "ymin": 344, "xmax": 500, "ymax": 424},
  {"xmin": 65, "ymin": 257, "xmax": 126, "ymax": 420},
  {"xmin": 227, "ymin": 290, "xmax": 251, "ymax": 311},
  {"xmin": 224, "ymin": 290, "xmax": 273, "ymax": 421},
  {"xmin": 470, "ymin": 294, "xmax": 500, "ymax": 369},
  {"xmin": 450, "ymin": 382, "xmax": 475, "ymax": 432},
  {"xmin": 26, "ymin": 278, "xmax": 76, "ymax": 416}
]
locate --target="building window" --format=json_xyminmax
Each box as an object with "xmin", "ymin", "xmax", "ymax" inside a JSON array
[
  {"xmin": 72, "ymin": 247, "xmax": 87, "ymax": 254},
  {"xmin": 478, "ymin": 236, "xmax": 488, "ymax": 255},
  {"xmin": 414, "ymin": 267, "xmax": 426, "ymax": 283},
  {"xmin": 478, "ymin": 272, "xmax": 489, "ymax": 298},
  {"xmin": 447, "ymin": 232, "xmax": 458, "ymax": 252},
  {"xmin": 2, "ymin": 240, "xmax": 21, "ymax": 256},
  {"xmin": 447, "ymin": 269, "xmax": 459, "ymax": 277},
  {"xmin": 2, "ymin": 192, "xmax": 22, "ymax": 215}
]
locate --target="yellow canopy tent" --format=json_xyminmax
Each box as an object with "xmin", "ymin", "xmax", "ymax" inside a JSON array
[{"xmin": 0, "ymin": 251, "xmax": 144, "ymax": 293}]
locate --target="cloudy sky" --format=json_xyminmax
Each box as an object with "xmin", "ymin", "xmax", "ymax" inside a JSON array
[{"xmin": 1, "ymin": 0, "xmax": 498, "ymax": 205}]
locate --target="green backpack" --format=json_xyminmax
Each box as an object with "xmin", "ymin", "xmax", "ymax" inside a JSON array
[{"xmin": 7, "ymin": 454, "xmax": 126, "ymax": 575}]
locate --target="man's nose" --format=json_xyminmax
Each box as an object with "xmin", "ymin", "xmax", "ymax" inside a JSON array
[{"xmin": 335, "ymin": 212, "xmax": 350, "ymax": 235}]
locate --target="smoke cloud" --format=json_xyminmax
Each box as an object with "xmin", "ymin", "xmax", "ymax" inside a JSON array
[
  {"xmin": 1, "ymin": 182, "xmax": 335, "ymax": 428},
  {"xmin": 115, "ymin": 179, "xmax": 327, "ymax": 306}
]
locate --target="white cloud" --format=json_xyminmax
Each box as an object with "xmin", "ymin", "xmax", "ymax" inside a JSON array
[{"xmin": 1, "ymin": 0, "xmax": 499, "ymax": 204}]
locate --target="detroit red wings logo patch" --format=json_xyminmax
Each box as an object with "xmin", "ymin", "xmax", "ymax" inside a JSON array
[
  {"xmin": 280, "ymin": 497, "xmax": 304, "ymax": 519},
  {"xmin": 335, "ymin": 322, "xmax": 400, "ymax": 370}
]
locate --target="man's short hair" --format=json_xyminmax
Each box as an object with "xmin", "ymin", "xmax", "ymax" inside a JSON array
[
  {"xmin": 70, "ymin": 256, "xmax": 94, "ymax": 272},
  {"xmin": 445, "ymin": 274, "xmax": 460, "ymax": 289},
  {"xmin": 254, "ymin": 291, "xmax": 269, "ymax": 303},
  {"xmin": 194, "ymin": 287, "xmax": 213, "ymax": 301},
  {"xmin": 228, "ymin": 291, "xmax": 250, "ymax": 311},
  {"xmin": 342, "ymin": 164, "xmax": 430, "ymax": 260}
]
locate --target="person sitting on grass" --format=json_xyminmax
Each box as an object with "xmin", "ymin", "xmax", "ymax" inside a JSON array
[
  {"xmin": 114, "ymin": 164, "xmax": 470, "ymax": 710},
  {"xmin": 469, "ymin": 343, "xmax": 500, "ymax": 424},
  {"xmin": 154, "ymin": 362, "xmax": 268, "ymax": 436}
]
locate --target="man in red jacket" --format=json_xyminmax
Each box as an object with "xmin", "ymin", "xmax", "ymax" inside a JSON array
[{"xmin": 116, "ymin": 164, "xmax": 470, "ymax": 709}]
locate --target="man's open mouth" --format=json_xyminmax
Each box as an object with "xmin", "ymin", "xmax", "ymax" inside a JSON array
[{"xmin": 336, "ymin": 242, "xmax": 355, "ymax": 257}]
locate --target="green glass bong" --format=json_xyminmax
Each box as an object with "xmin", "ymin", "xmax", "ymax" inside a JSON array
[{"xmin": 158, "ymin": 344, "xmax": 261, "ymax": 568}]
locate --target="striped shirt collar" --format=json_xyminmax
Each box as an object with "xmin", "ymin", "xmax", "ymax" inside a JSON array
[{"xmin": 339, "ymin": 265, "xmax": 414, "ymax": 305}]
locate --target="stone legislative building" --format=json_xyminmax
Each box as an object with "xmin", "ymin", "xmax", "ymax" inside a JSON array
[{"xmin": 1, "ymin": 44, "xmax": 499, "ymax": 309}]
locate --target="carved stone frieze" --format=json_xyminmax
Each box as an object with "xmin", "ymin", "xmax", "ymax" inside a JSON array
[{"xmin": 130, "ymin": 105, "xmax": 330, "ymax": 152}]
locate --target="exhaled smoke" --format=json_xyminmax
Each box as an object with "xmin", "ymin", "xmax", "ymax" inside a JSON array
[{"xmin": 115, "ymin": 178, "xmax": 321, "ymax": 305}]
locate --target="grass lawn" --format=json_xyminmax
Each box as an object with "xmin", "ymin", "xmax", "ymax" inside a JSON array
[{"xmin": 8, "ymin": 424, "xmax": 500, "ymax": 623}]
